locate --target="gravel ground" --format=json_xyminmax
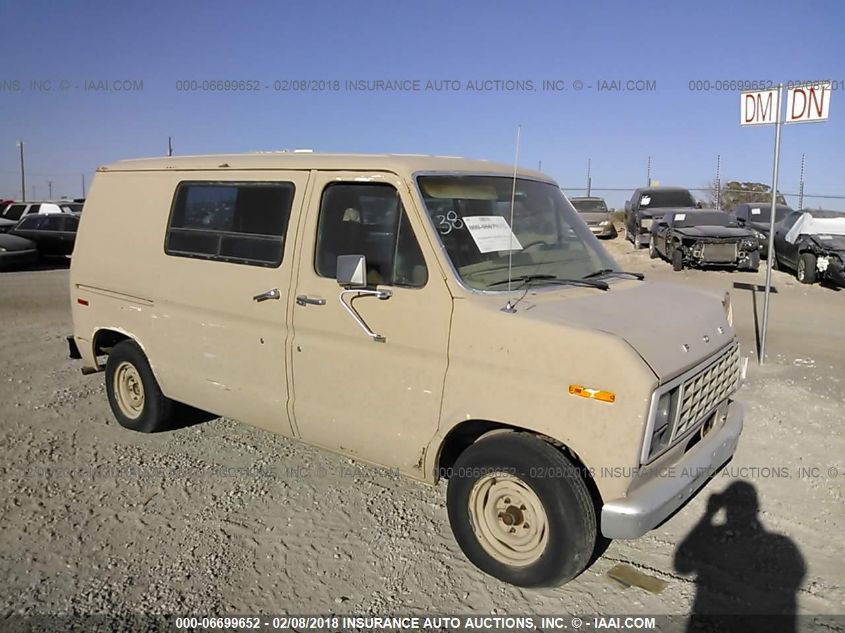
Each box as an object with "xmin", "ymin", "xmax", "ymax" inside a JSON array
[{"xmin": 0, "ymin": 242, "xmax": 842, "ymax": 626}]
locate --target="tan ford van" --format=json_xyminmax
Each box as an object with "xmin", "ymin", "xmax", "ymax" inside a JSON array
[{"xmin": 69, "ymin": 153, "xmax": 744, "ymax": 587}]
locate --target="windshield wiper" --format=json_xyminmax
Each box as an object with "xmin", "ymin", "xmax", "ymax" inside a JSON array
[
  {"xmin": 582, "ymin": 268, "xmax": 645, "ymax": 281},
  {"xmin": 487, "ymin": 274, "xmax": 609, "ymax": 291}
]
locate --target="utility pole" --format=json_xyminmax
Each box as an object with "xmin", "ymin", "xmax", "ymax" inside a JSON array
[
  {"xmin": 81, "ymin": 174, "xmax": 86, "ymax": 198},
  {"xmin": 168, "ymin": 136, "xmax": 173, "ymax": 157},
  {"xmin": 798, "ymin": 154, "xmax": 805, "ymax": 210},
  {"xmin": 646, "ymin": 156, "xmax": 651, "ymax": 186},
  {"xmin": 18, "ymin": 141, "xmax": 26, "ymax": 202},
  {"xmin": 586, "ymin": 158, "xmax": 592, "ymax": 197},
  {"xmin": 715, "ymin": 154, "xmax": 721, "ymax": 210},
  {"xmin": 538, "ymin": 159, "xmax": 542, "ymax": 172},
  {"xmin": 48, "ymin": 180, "xmax": 53, "ymax": 199}
]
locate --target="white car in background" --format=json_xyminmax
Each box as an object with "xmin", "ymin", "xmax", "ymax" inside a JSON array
[{"xmin": 0, "ymin": 201, "xmax": 80, "ymax": 233}]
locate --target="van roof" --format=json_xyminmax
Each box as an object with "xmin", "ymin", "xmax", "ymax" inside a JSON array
[{"xmin": 99, "ymin": 152, "xmax": 553, "ymax": 182}]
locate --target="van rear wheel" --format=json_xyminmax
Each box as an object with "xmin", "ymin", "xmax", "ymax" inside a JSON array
[
  {"xmin": 446, "ymin": 433, "xmax": 596, "ymax": 587},
  {"xmin": 105, "ymin": 340, "xmax": 172, "ymax": 433}
]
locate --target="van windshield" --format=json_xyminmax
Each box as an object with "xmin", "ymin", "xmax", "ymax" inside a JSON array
[{"xmin": 417, "ymin": 175, "xmax": 618, "ymax": 290}]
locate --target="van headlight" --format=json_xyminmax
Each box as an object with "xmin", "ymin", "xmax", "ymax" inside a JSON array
[
  {"xmin": 722, "ymin": 291, "xmax": 733, "ymax": 327},
  {"xmin": 599, "ymin": 219, "xmax": 610, "ymax": 226},
  {"xmin": 647, "ymin": 388, "xmax": 679, "ymax": 459},
  {"xmin": 742, "ymin": 238, "xmax": 758, "ymax": 250}
]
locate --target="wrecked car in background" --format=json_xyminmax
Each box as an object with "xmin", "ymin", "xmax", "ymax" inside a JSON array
[
  {"xmin": 773, "ymin": 209, "xmax": 845, "ymax": 286},
  {"xmin": 569, "ymin": 196, "xmax": 617, "ymax": 238},
  {"xmin": 624, "ymin": 186, "xmax": 698, "ymax": 249},
  {"xmin": 734, "ymin": 203, "xmax": 792, "ymax": 258},
  {"xmin": 650, "ymin": 209, "xmax": 759, "ymax": 272}
]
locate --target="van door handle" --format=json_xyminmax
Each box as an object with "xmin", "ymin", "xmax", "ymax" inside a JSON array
[
  {"xmin": 295, "ymin": 294, "xmax": 326, "ymax": 306},
  {"xmin": 253, "ymin": 288, "xmax": 281, "ymax": 302}
]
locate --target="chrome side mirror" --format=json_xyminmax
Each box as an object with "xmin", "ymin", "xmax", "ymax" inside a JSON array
[{"xmin": 336, "ymin": 254, "xmax": 367, "ymax": 287}]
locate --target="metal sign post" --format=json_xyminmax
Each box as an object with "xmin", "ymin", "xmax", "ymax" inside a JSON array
[
  {"xmin": 759, "ymin": 84, "xmax": 783, "ymax": 365},
  {"xmin": 740, "ymin": 81, "xmax": 831, "ymax": 364}
]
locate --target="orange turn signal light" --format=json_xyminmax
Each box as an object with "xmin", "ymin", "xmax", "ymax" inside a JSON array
[{"xmin": 569, "ymin": 384, "xmax": 616, "ymax": 403}]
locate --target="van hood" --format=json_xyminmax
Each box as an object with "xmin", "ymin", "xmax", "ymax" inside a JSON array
[{"xmin": 520, "ymin": 281, "xmax": 733, "ymax": 380}]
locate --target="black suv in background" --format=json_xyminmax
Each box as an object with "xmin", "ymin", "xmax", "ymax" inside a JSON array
[{"xmin": 624, "ymin": 186, "xmax": 699, "ymax": 249}]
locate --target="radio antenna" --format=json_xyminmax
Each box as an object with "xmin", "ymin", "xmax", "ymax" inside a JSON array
[{"xmin": 503, "ymin": 125, "xmax": 522, "ymax": 312}]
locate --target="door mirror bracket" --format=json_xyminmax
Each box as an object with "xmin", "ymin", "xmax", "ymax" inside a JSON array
[{"xmin": 336, "ymin": 255, "xmax": 392, "ymax": 342}]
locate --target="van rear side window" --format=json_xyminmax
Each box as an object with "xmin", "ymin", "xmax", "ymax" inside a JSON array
[{"xmin": 165, "ymin": 182, "xmax": 295, "ymax": 267}]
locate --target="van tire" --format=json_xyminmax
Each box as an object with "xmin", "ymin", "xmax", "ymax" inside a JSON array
[
  {"xmin": 446, "ymin": 433, "xmax": 596, "ymax": 587},
  {"xmin": 105, "ymin": 340, "xmax": 172, "ymax": 433},
  {"xmin": 672, "ymin": 248, "xmax": 684, "ymax": 271}
]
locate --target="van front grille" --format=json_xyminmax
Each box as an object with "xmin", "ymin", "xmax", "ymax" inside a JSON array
[{"xmin": 673, "ymin": 343, "xmax": 741, "ymax": 439}]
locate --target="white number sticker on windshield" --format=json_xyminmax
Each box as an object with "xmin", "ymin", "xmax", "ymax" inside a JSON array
[
  {"xmin": 751, "ymin": 208, "xmax": 761, "ymax": 215},
  {"xmin": 675, "ymin": 213, "xmax": 686, "ymax": 221},
  {"xmin": 436, "ymin": 210, "xmax": 464, "ymax": 235},
  {"xmin": 640, "ymin": 196, "xmax": 651, "ymax": 206}
]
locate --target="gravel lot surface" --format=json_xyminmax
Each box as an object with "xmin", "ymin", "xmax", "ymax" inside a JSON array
[{"xmin": 0, "ymin": 241, "xmax": 842, "ymax": 625}]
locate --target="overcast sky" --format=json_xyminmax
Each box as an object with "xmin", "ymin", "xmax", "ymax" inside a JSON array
[{"xmin": 1, "ymin": 0, "xmax": 843, "ymax": 209}]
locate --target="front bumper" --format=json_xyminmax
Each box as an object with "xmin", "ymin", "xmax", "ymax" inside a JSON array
[
  {"xmin": 601, "ymin": 399, "xmax": 743, "ymax": 539},
  {"xmin": 589, "ymin": 224, "xmax": 616, "ymax": 238},
  {"xmin": 824, "ymin": 259, "xmax": 845, "ymax": 286}
]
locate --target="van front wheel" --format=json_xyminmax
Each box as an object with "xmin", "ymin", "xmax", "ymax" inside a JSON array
[
  {"xmin": 105, "ymin": 340, "xmax": 172, "ymax": 433},
  {"xmin": 446, "ymin": 433, "xmax": 596, "ymax": 587}
]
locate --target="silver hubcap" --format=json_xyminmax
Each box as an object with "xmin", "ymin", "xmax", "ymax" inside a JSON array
[
  {"xmin": 797, "ymin": 259, "xmax": 805, "ymax": 280},
  {"xmin": 468, "ymin": 472, "xmax": 549, "ymax": 567},
  {"xmin": 114, "ymin": 361, "xmax": 145, "ymax": 419}
]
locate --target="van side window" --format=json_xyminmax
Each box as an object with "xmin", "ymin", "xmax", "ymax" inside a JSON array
[
  {"xmin": 314, "ymin": 183, "xmax": 428, "ymax": 287},
  {"xmin": 166, "ymin": 182, "xmax": 295, "ymax": 267}
]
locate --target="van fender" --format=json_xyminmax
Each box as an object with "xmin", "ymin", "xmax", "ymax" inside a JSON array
[{"xmin": 90, "ymin": 326, "xmax": 164, "ymax": 387}]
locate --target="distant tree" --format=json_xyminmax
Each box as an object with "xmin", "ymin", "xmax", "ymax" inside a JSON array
[{"xmin": 718, "ymin": 181, "xmax": 787, "ymax": 212}]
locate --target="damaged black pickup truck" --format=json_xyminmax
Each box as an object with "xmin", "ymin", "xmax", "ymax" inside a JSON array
[{"xmin": 649, "ymin": 210, "xmax": 760, "ymax": 272}]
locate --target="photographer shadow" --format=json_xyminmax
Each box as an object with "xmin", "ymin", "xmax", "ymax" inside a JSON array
[{"xmin": 674, "ymin": 481, "xmax": 805, "ymax": 633}]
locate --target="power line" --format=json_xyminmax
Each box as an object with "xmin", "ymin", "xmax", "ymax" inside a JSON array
[{"xmin": 560, "ymin": 186, "xmax": 845, "ymax": 199}]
